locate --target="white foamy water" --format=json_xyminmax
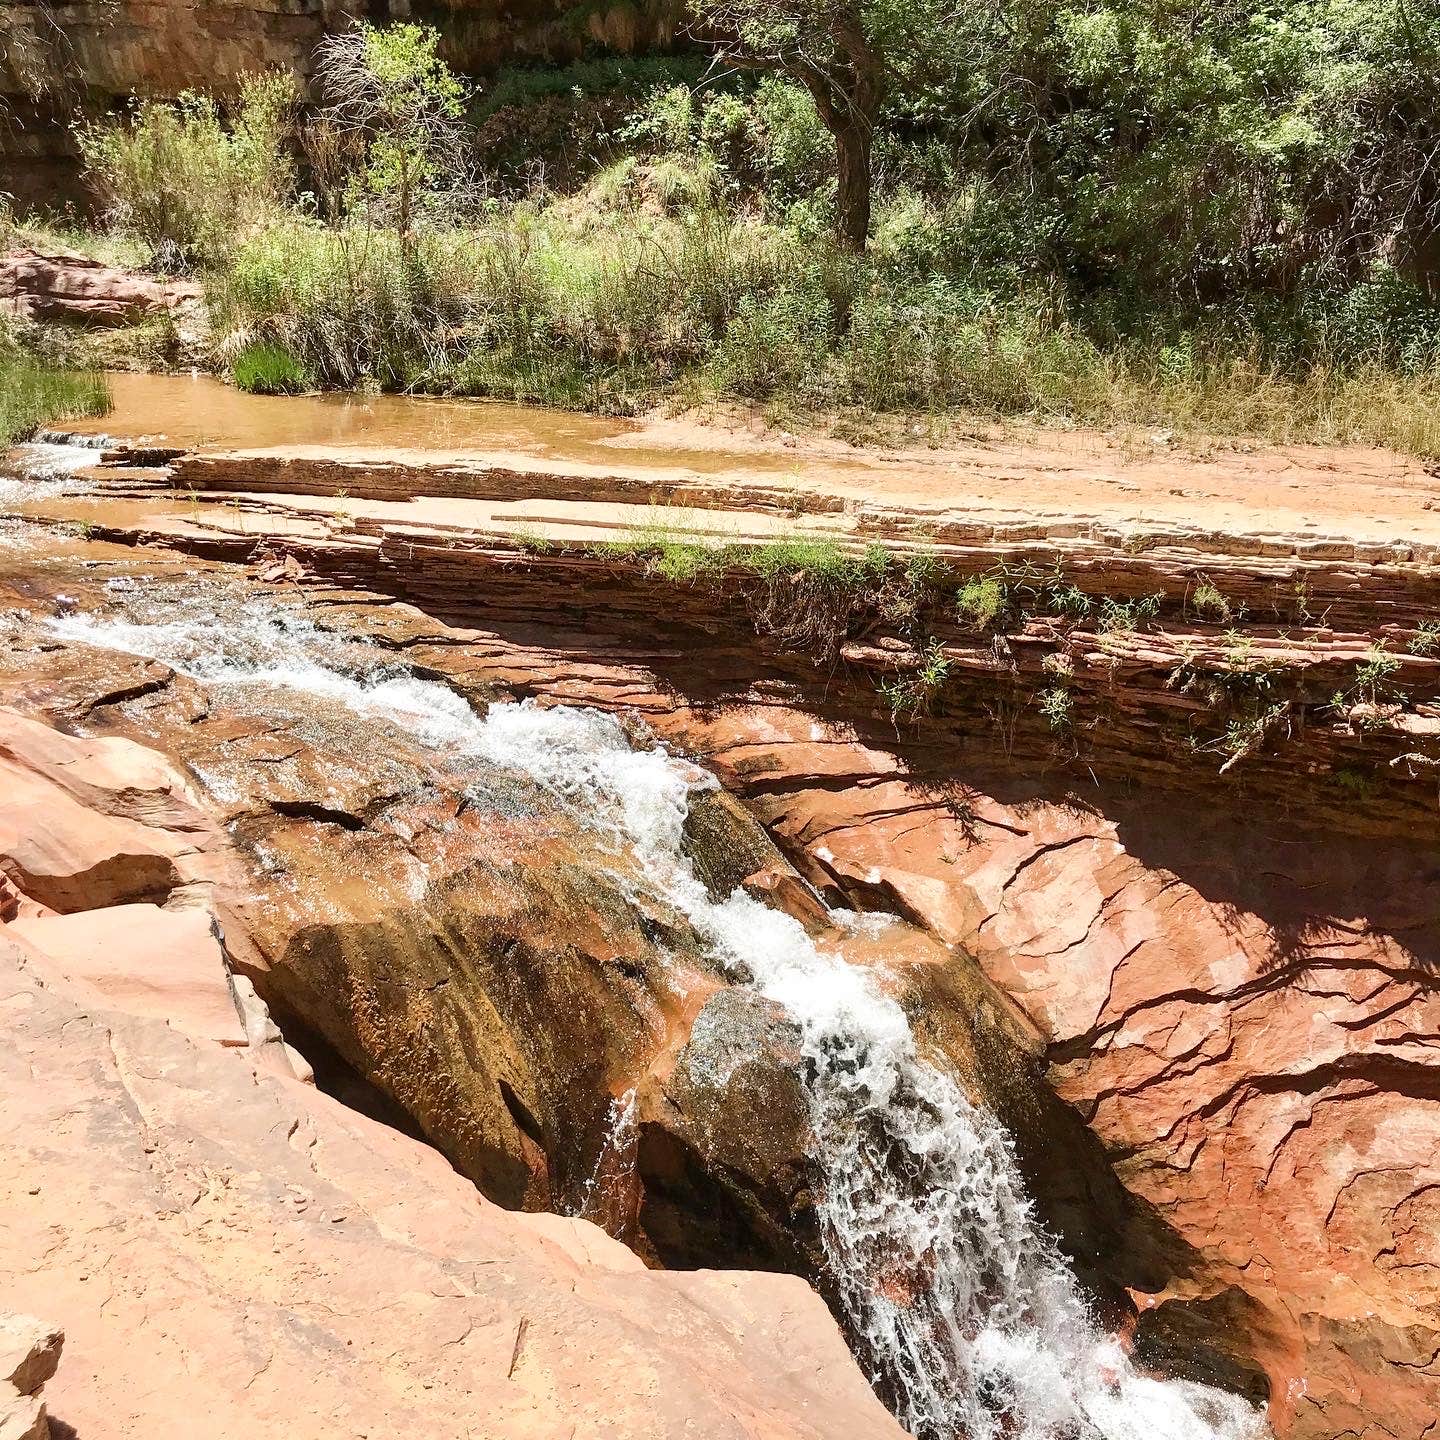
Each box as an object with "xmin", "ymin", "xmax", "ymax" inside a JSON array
[
  {"xmin": 49, "ymin": 596, "xmax": 1266, "ymax": 1440},
  {"xmin": 0, "ymin": 436, "xmax": 107, "ymax": 503},
  {"xmin": 572, "ymin": 1086, "xmax": 639, "ymax": 1228}
]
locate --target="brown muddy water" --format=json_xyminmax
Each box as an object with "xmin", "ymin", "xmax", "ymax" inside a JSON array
[{"xmin": 63, "ymin": 373, "xmax": 823, "ymax": 477}]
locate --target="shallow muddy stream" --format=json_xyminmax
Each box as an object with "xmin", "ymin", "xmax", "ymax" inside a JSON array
[{"xmin": 64, "ymin": 372, "xmax": 833, "ymax": 477}]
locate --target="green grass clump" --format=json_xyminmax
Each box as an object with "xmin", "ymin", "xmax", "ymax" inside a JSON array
[
  {"xmin": 592, "ymin": 513, "xmax": 725, "ymax": 581},
  {"xmin": 956, "ymin": 575, "xmax": 1006, "ymax": 629},
  {"xmin": 231, "ymin": 341, "xmax": 311, "ymax": 395},
  {"xmin": 596, "ymin": 523, "xmax": 899, "ymax": 657},
  {"xmin": 741, "ymin": 537, "xmax": 886, "ymax": 587},
  {"xmin": 1190, "ymin": 579, "xmax": 1232, "ymax": 621},
  {"xmin": 0, "ymin": 343, "xmax": 111, "ymax": 445}
]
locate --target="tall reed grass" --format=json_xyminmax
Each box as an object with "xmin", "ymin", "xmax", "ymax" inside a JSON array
[
  {"xmin": 210, "ymin": 208, "xmax": 1440, "ymax": 456},
  {"xmin": 0, "ymin": 345, "xmax": 111, "ymax": 445}
]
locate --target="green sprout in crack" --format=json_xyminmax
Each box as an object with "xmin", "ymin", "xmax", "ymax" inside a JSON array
[
  {"xmin": 514, "ymin": 525, "xmax": 556, "ymax": 556},
  {"xmin": 1191, "ymin": 577, "xmax": 1231, "ymax": 622},
  {"xmin": 1043, "ymin": 581, "xmax": 1092, "ymax": 620},
  {"xmin": 879, "ymin": 638, "xmax": 952, "ymax": 720},
  {"xmin": 1351, "ymin": 642, "xmax": 1404, "ymax": 705},
  {"xmin": 1037, "ymin": 686, "xmax": 1073, "ymax": 731},
  {"xmin": 1410, "ymin": 620, "xmax": 1440, "ymax": 657},
  {"xmin": 956, "ymin": 575, "xmax": 1006, "ymax": 629},
  {"xmin": 1097, "ymin": 592, "xmax": 1163, "ymax": 634}
]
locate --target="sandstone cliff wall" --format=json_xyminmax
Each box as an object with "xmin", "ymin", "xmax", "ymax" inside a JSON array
[{"xmin": 0, "ymin": 0, "xmax": 677, "ymax": 205}]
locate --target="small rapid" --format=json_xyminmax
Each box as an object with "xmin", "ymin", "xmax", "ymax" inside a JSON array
[
  {"xmin": 0, "ymin": 433, "xmax": 111, "ymax": 503},
  {"xmin": 48, "ymin": 593, "xmax": 1266, "ymax": 1440}
]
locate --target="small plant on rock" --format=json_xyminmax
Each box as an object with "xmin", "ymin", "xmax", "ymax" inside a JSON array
[
  {"xmin": 1098, "ymin": 592, "xmax": 1163, "ymax": 634},
  {"xmin": 1191, "ymin": 577, "xmax": 1231, "ymax": 621},
  {"xmin": 1037, "ymin": 686, "xmax": 1073, "ymax": 731},
  {"xmin": 956, "ymin": 574, "xmax": 1006, "ymax": 630},
  {"xmin": 514, "ymin": 525, "xmax": 556, "ymax": 555},
  {"xmin": 880, "ymin": 638, "xmax": 951, "ymax": 720},
  {"xmin": 1215, "ymin": 701, "xmax": 1291, "ymax": 773},
  {"xmin": 1410, "ymin": 620, "xmax": 1440, "ymax": 657},
  {"xmin": 1043, "ymin": 581, "xmax": 1092, "ymax": 621},
  {"xmin": 1341, "ymin": 642, "xmax": 1405, "ymax": 716}
]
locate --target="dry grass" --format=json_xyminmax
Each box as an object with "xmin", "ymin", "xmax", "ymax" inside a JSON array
[{"xmin": 1100, "ymin": 352, "xmax": 1440, "ymax": 458}]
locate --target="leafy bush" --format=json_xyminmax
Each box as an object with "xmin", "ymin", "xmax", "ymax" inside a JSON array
[
  {"xmin": 212, "ymin": 223, "xmax": 481, "ymax": 388},
  {"xmin": 312, "ymin": 22, "xmax": 472, "ymax": 235},
  {"xmin": 77, "ymin": 72, "xmax": 296, "ymax": 269}
]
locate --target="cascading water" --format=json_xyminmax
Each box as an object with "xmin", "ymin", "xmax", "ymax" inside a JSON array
[
  {"xmin": 571, "ymin": 1087, "xmax": 639, "ymax": 1230},
  {"xmin": 0, "ymin": 433, "xmax": 111, "ymax": 502},
  {"xmin": 49, "ymin": 592, "xmax": 1266, "ymax": 1440}
]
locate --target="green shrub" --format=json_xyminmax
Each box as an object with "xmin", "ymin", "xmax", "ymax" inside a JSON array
[
  {"xmin": 77, "ymin": 71, "xmax": 296, "ymax": 269},
  {"xmin": 231, "ymin": 341, "xmax": 311, "ymax": 395},
  {"xmin": 956, "ymin": 575, "xmax": 1006, "ymax": 629},
  {"xmin": 713, "ymin": 281, "xmax": 836, "ymax": 398},
  {"xmin": 1037, "ymin": 687, "xmax": 1074, "ymax": 731},
  {"xmin": 212, "ymin": 223, "xmax": 479, "ymax": 388},
  {"xmin": 880, "ymin": 638, "xmax": 953, "ymax": 719}
]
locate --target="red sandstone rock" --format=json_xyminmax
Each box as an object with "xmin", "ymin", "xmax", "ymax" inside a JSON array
[
  {"xmin": 0, "ymin": 1394, "xmax": 46, "ymax": 1440},
  {"xmin": 0, "ymin": 1312, "xmax": 62, "ymax": 1440},
  {"xmin": 0, "ymin": 1315, "xmax": 62, "ymax": 1398},
  {"xmin": 0, "ymin": 707, "xmax": 216, "ymax": 914},
  {"xmin": 0, "ymin": 938, "xmax": 903, "ymax": 1440},
  {"xmin": 0, "ymin": 249, "xmax": 200, "ymax": 326},
  {"xmin": 6, "ymin": 439, "xmax": 1440, "ymax": 1436},
  {"xmin": 697, "ymin": 715, "xmax": 1440, "ymax": 1440},
  {"xmin": 8, "ymin": 904, "xmax": 248, "ymax": 1044}
]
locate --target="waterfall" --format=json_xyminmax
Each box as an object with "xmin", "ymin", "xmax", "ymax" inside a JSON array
[
  {"xmin": 571, "ymin": 1087, "xmax": 639, "ymax": 1231},
  {"xmin": 50, "ymin": 594, "xmax": 1266, "ymax": 1440}
]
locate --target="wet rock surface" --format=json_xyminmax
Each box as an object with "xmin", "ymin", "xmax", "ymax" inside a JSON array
[
  {"xmin": 0, "ymin": 543, "xmax": 1213, "ymax": 1419},
  {"xmin": 638, "ymin": 987, "xmax": 817, "ymax": 1273}
]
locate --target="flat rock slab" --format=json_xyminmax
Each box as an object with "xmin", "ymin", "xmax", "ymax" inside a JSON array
[
  {"xmin": 8, "ymin": 903, "xmax": 246, "ymax": 1045},
  {"xmin": 0, "ymin": 939, "xmax": 903, "ymax": 1440}
]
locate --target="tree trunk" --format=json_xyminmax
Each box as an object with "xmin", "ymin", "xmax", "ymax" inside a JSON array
[
  {"xmin": 802, "ymin": 53, "xmax": 880, "ymax": 254},
  {"xmin": 833, "ymin": 118, "xmax": 873, "ymax": 252}
]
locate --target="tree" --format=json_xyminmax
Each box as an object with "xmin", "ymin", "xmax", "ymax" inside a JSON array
[
  {"xmin": 312, "ymin": 22, "xmax": 471, "ymax": 240},
  {"xmin": 691, "ymin": 0, "xmax": 961, "ymax": 250}
]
